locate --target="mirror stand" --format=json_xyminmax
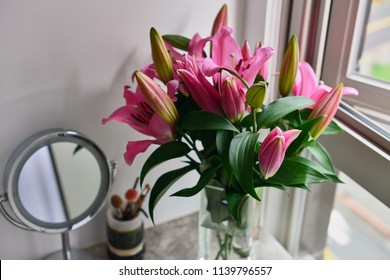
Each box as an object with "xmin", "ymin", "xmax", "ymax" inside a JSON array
[{"xmin": 44, "ymin": 232, "xmax": 92, "ymax": 260}]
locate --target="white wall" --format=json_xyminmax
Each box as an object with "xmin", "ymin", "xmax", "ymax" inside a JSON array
[{"xmin": 0, "ymin": 0, "xmax": 244, "ymax": 259}]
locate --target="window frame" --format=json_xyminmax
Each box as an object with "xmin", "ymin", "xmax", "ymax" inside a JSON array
[
  {"xmin": 322, "ymin": 0, "xmax": 390, "ymax": 116},
  {"xmin": 321, "ymin": 0, "xmax": 390, "ymax": 207},
  {"xmin": 244, "ymin": 0, "xmax": 390, "ymax": 259}
]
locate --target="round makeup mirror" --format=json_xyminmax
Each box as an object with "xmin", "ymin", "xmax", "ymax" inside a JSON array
[{"xmin": 0, "ymin": 129, "xmax": 117, "ymax": 259}]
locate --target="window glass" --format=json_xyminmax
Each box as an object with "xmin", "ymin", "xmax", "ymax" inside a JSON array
[
  {"xmin": 324, "ymin": 171, "xmax": 390, "ymax": 260},
  {"xmin": 355, "ymin": 0, "xmax": 390, "ymax": 83}
]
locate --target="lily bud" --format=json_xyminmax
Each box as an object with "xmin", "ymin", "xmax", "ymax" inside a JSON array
[
  {"xmin": 220, "ymin": 71, "xmax": 245, "ymax": 123},
  {"xmin": 246, "ymin": 81, "xmax": 267, "ymax": 109},
  {"xmin": 135, "ymin": 71, "xmax": 178, "ymax": 125},
  {"xmin": 150, "ymin": 27, "xmax": 173, "ymax": 84},
  {"xmin": 279, "ymin": 35, "xmax": 299, "ymax": 97},
  {"xmin": 308, "ymin": 83, "xmax": 343, "ymax": 139},
  {"xmin": 258, "ymin": 127, "xmax": 301, "ymax": 179},
  {"xmin": 211, "ymin": 4, "xmax": 228, "ymax": 35},
  {"xmin": 241, "ymin": 40, "xmax": 251, "ymax": 61}
]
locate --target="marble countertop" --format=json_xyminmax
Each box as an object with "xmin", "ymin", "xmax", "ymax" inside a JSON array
[{"xmin": 86, "ymin": 212, "xmax": 291, "ymax": 260}]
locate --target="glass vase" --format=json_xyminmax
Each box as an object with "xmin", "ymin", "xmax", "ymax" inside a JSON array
[{"xmin": 198, "ymin": 185, "xmax": 262, "ymax": 260}]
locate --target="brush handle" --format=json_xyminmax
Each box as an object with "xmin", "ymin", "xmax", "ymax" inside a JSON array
[
  {"xmin": 130, "ymin": 185, "xmax": 151, "ymax": 217},
  {"xmin": 113, "ymin": 207, "xmax": 123, "ymax": 220}
]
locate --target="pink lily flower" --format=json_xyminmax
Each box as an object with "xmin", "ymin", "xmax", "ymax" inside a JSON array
[
  {"xmin": 102, "ymin": 86, "xmax": 175, "ymax": 165},
  {"xmin": 201, "ymin": 27, "xmax": 274, "ymax": 86},
  {"xmin": 219, "ymin": 70, "xmax": 246, "ymax": 122},
  {"xmin": 308, "ymin": 83, "xmax": 344, "ymax": 139},
  {"xmin": 176, "ymin": 56, "xmax": 224, "ymax": 115},
  {"xmin": 293, "ymin": 62, "xmax": 358, "ymax": 106},
  {"xmin": 259, "ymin": 127, "xmax": 301, "ymax": 179}
]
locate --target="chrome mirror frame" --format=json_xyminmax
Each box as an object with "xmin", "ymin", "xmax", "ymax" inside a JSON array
[{"xmin": 0, "ymin": 128, "xmax": 117, "ymax": 234}]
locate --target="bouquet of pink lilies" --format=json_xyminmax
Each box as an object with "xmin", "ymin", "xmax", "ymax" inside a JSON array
[{"xmin": 102, "ymin": 5, "xmax": 358, "ymax": 224}]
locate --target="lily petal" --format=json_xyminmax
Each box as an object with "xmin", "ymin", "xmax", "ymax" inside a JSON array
[
  {"xmin": 282, "ymin": 129, "xmax": 301, "ymax": 149},
  {"xmin": 293, "ymin": 62, "xmax": 318, "ymax": 98},
  {"xmin": 202, "ymin": 57, "xmax": 232, "ymax": 76},
  {"xmin": 211, "ymin": 27, "xmax": 242, "ymax": 69},
  {"xmin": 148, "ymin": 114, "xmax": 175, "ymax": 144},
  {"xmin": 124, "ymin": 140, "xmax": 154, "ymax": 165},
  {"xmin": 241, "ymin": 46, "xmax": 274, "ymax": 85},
  {"xmin": 176, "ymin": 67, "xmax": 223, "ymax": 115}
]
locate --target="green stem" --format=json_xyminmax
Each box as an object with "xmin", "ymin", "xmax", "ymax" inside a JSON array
[
  {"xmin": 220, "ymin": 67, "xmax": 250, "ymax": 89},
  {"xmin": 251, "ymin": 107, "xmax": 258, "ymax": 132},
  {"xmin": 215, "ymin": 232, "xmax": 233, "ymax": 260},
  {"xmin": 175, "ymin": 126, "xmax": 204, "ymax": 161}
]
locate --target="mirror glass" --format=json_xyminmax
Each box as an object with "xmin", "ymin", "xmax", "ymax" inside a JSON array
[
  {"xmin": 18, "ymin": 142, "xmax": 101, "ymax": 223},
  {"xmin": 3, "ymin": 129, "xmax": 110, "ymax": 233}
]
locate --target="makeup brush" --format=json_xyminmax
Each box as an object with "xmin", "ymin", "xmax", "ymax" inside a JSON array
[
  {"xmin": 132, "ymin": 177, "xmax": 140, "ymax": 189},
  {"xmin": 124, "ymin": 188, "xmax": 138, "ymax": 219},
  {"xmin": 137, "ymin": 184, "xmax": 150, "ymax": 206},
  {"xmin": 110, "ymin": 194, "xmax": 124, "ymax": 220},
  {"xmin": 131, "ymin": 184, "xmax": 151, "ymax": 217}
]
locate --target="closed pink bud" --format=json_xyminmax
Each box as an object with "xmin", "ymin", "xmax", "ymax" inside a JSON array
[
  {"xmin": 220, "ymin": 71, "xmax": 246, "ymax": 122},
  {"xmin": 135, "ymin": 71, "xmax": 178, "ymax": 125},
  {"xmin": 259, "ymin": 127, "xmax": 301, "ymax": 179},
  {"xmin": 211, "ymin": 4, "xmax": 228, "ymax": 35},
  {"xmin": 308, "ymin": 83, "xmax": 343, "ymax": 139}
]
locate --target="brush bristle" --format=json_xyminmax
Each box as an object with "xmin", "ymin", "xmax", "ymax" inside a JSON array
[
  {"xmin": 125, "ymin": 189, "xmax": 138, "ymax": 201},
  {"xmin": 111, "ymin": 195, "xmax": 123, "ymax": 208}
]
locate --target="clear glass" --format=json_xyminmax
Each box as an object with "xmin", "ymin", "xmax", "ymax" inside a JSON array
[
  {"xmin": 198, "ymin": 186, "xmax": 262, "ymax": 260},
  {"xmin": 324, "ymin": 172, "xmax": 390, "ymax": 259},
  {"xmin": 355, "ymin": 0, "xmax": 390, "ymax": 83}
]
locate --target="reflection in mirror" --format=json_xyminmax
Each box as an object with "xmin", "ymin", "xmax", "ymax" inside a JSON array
[{"xmin": 18, "ymin": 143, "xmax": 101, "ymax": 224}]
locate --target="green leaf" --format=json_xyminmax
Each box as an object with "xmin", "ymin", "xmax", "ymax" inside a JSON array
[
  {"xmin": 171, "ymin": 158, "xmax": 223, "ymax": 197},
  {"xmin": 286, "ymin": 116, "xmax": 323, "ymax": 157},
  {"xmin": 148, "ymin": 165, "xmax": 195, "ymax": 224},
  {"xmin": 307, "ymin": 141, "xmax": 336, "ymax": 173},
  {"xmin": 216, "ymin": 130, "xmax": 234, "ymax": 181},
  {"xmin": 225, "ymin": 190, "xmax": 248, "ymax": 224},
  {"xmin": 253, "ymin": 179, "xmax": 287, "ymax": 192},
  {"xmin": 241, "ymin": 96, "xmax": 314, "ymax": 128},
  {"xmin": 288, "ymin": 184, "xmax": 311, "ymax": 191},
  {"xmin": 229, "ymin": 132, "xmax": 260, "ymax": 199},
  {"xmin": 321, "ymin": 120, "xmax": 343, "ymax": 135},
  {"xmin": 140, "ymin": 141, "xmax": 191, "ymax": 185},
  {"xmin": 268, "ymin": 156, "xmax": 342, "ymax": 186},
  {"xmin": 284, "ymin": 109, "xmax": 303, "ymax": 128},
  {"xmin": 182, "ymin": 111, "xmax": 239, "ymax": 132},
  {"xmin": 162, "ymin": 34, "xmax": 190, "ymax": 51}
]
